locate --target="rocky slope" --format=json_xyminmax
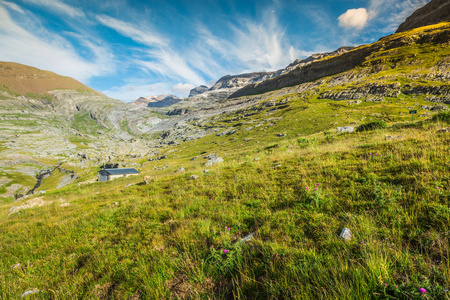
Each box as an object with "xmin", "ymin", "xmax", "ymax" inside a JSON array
[
  {"xmin": 396, "ymin": 0, "xmax": 450, "ymax": 33},
  {"xmin": 229, "ymin": 22, "xmax": 450, "ymax": 99}
]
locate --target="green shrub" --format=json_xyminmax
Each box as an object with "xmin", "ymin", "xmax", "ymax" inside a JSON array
[
  {"xmin": 432, "ymin": 111, "xmax": 450, "ymax": 123},
  {"xmin": 356, "ymin": 120, "xmax": 387, "ymax": 132},
  {"xmin": 297, "ymin": 137, "xmax": 316, "ymax": 148}
]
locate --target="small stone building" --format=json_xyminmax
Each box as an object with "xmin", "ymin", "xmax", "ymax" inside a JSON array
[{"xmin": 98, "ymin": 168, "xmax": 140, "ymax": 182}]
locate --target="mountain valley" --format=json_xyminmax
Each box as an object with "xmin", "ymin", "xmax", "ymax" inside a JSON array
[{"xmin": 0, "ymin": 1, "xmax": 450, "ymax": 298}]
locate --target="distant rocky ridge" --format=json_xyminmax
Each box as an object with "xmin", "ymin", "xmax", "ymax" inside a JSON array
[
  {"xmin": 396, "ymin": 0, "xmax": 450, "ymax": 33},
  {"xmin": 132, "ymin": 94, "xmax": 180, "ymax": 107},
  {"xmin": 186, "ymin": 46, "xmax": 356, "ymax": 99}
]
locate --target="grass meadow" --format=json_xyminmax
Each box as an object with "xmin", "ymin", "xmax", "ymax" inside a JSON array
[{"xmin": 1, "ymin": 114, "xmax": 449, "ymax": 299}]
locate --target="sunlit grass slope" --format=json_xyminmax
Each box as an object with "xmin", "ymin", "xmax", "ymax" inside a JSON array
[{"xmin": 0, "ymin": 113, "xmax": 449, "ymax": 299}]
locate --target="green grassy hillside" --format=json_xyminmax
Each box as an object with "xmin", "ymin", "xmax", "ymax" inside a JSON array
[{"xmin": 1, "ymin": 113, "xmax": 449, "ymax": 299}]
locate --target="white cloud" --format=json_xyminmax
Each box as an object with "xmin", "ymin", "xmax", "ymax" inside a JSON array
[
  {"xmin": 96, "ymin": 14, "xmax": 167, "ymax": 47},
  {"xmin": 2, "ymin": 1, "xmax": 25, "ymax": 13},
  {"xmin": 172, "ymin": 83, "xmax": 195, "ymax": 96},
  {"xmin": 0, "ymin": 5, "xmax": 114, "ymax": 83},
  {"xmin": 338, "ymin": 8, "xmax": 369, "ymax": 30},
  {"xmin": 22, "ymin": 0, "xmax": 85, "ymax": 18}
]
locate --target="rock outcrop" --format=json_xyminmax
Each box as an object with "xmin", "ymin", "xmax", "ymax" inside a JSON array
[
  {"xmin": 147, "ymin": 95, "xmax": 181, "ymax": 108},
  {"xmin": 229, "ymin": 24, "xmax": 450, "ymax": 99},
  {"xmin": 396, "ymin": 0, "xmax": 450, "ymax": 33},
  {"xmin": 188, "ymin": 85, "xmax": 209, "ymax": 97}
]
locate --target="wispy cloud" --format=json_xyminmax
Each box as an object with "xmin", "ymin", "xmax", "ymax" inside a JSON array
[
  {"xmin": 96, "ymin": 14, "xmax": 168, "ymax": 47},
  {"xmin": 21, "ymin": 0, "xmax": 85, "ymax": 18},
  {"xmin": 2, "ymin": 1, "xmax": 25, "ymax": 13},
  {"xmin": 0, "ymin": 4, "xmax": 114, "ymax": 82},
  {"xmin": 368, "ymin": 0, "xmax": 427, "ymax": 32}
]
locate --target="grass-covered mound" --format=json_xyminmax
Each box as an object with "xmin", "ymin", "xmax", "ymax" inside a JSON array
[{"xmin": 1, "ymin": 117, "xmax": 449, "ymax": 299}]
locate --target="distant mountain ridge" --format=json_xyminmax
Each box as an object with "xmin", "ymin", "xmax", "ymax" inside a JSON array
[{"xmin": 132, "ymin": 94, "xmax": 179, "ymax": 107}]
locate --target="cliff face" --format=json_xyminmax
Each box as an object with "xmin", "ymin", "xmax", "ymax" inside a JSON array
[
  {"xmin": 396, "ymin": 0, "xmax": 450, "ymax": 33},
  {"xmin": 229, "ymin": 23, "xmax": 450, "ymax": 99}
]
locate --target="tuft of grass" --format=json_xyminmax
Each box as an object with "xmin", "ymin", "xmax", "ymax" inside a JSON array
[{"xmin": 356, "ymin": 120, "xmax": 387, "ymax": 132}]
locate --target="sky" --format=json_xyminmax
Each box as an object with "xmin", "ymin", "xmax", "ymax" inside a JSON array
[{"xmin": 0, "ymin": 0, "xmax": 429, "ymax": 102}]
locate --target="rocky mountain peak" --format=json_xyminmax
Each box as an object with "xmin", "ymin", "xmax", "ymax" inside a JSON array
[
  {"xmin": 188, "ymin": 85, "xmax": 209, "ymax": 97},
  {"xmin": 132, "ymin": 94, "xmax": 179, "ymax": 107},
  {"xmin": 396, "ymin": 0, "xmax": 450, "ymax": 33}
]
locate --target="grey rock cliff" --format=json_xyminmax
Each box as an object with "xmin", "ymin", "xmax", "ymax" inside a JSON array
[{"xmin": 396, "ymin": 0, "xmax": 450, "ymax": 33}]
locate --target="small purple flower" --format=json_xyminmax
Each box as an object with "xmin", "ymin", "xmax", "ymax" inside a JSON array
[
  {"xmin": 384, "ymin": 283, "xmax": 387, "ymax": 286},
  {"xmin": 224, "ymin": 249, "xmax": 228, "ymax": 253},
  {"xmin": 291, "ymin": 212, "xmax": 294, "ymax": 215},
  {"xmin": 434, "ymin": 177, "xmax": 437, "ymax": 180},
  {"xmin": 238, "ymin": 223, "xmax": 241, "ymax": 226},
  {"xmin": 305, "ymin": 187, "xmax": 308, "ymax": 190},
  {"xmin": 378, "ymin": 181, "xmax": 381, "ymax": 184},
  {"xmin": 419, "ymin": 288, "xmax": 426, "ymax": 294},
  {"xmin": 315, "ymin": 188, "xmax": 318, "ymax": 191},
  {"xmin": 227, "ymin": 227, "xmax": 231, "ymax": 231},
  {"xmin": 317, "ymin": 183, "xmax": 320, "ymax": 186}
]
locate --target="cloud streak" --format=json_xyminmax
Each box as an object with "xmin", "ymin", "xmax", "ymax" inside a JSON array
[
  {"xmin": 0, "ymin": 3, "xmax": 114, "ymax": 83},
  {"xmin": 21, "ymin": 0, "xmax": 85, "ymax": 18}
]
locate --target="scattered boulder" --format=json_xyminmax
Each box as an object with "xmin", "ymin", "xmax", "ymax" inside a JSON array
[
  {"xmin": 9, "ymin": 197, "xmax": 50, "ymax": 215},
  {"xmin": 178, "ymin": 167, "xmax": 185, "ymax": 172},
  {"xmin": 339, "ymin": 227, "xmax": 352, "ymax": 240},
  {"xmin": 336, "ymin": 126, "xmax": 354, "ymax": 133},
  {"xmin": 112, "ymin": 202, "xmax": 120, "ymax": 206},
  {"xmin": 190, "ymin": 175, "xmax": 199, "ymax": 180},
  {"xmin": 205, "ymin": 155, "xmax": 224, "ymax": 167},
  {"xmin": 20, "ymin": 289, "xmax": 41, "ymax": 298},
  {"xmin": 347, "ymin": 100, "xmax": 361, "ymax": 105},
  {"xmin": 276, "ymin": 133, "xmax": 286, "ymax": 137},
  {"xmin": 166, "ymin": 108, "xmax": 191, "ymax": 116},
  {"xmin": 437, "ymin": 127, "xmax": 450, "ymax": 133},
  {"xmin": 236, "ymin": 232, "xmax": 256, "ymax": 245},
  {"xmin": 203, "ymin": 170, "xmax": 210, "ymax": 173}
]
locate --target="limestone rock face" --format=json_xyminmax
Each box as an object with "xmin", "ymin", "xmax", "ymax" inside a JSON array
[
  {"xmin": 188, "ymin": 85, "xmax": 209, "ymax": 97},
  {"xmin": 396, "ymin": 0, "xmax": 450, "ymax": 33}
]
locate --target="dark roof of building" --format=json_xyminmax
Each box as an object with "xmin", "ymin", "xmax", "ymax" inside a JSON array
[{"xmin": 100, "ymin": 168, "xmax": 140, "ymax": 175}]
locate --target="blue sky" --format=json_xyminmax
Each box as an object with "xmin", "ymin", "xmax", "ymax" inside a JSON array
[{"xmin": 0, "ymin": 0, "xmax": 429, "ymax": 102}]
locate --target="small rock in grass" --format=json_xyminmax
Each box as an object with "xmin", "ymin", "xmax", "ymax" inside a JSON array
[
  {"xmin": 236, "ymin": 232, "xmax": 256, "ymax": 245},
  {"xmin": 112, "ymin": 202, "xmax": 120, "ymax": 206},
  {"xmin": 339, "ymin": 228, "xmax": 352, "ymax": 240},
  {"xmin": 203, "ymin": 170, "xmax": 210, "ymax": 173},
  {"xmin": 190, "ymin": 175, "xmax": 199, "ymax": 180},
  {"xmin": 437, "ymin": 127, "xmax": 450, "ymax": 133},
  {"xmin": 275, "ymin": 133, "xmax": 286, "ymax": 137},
  {"xmin": 12, "ymin": 263, "xmax": 21, "ymax": 269},
  {"xmin": 21, "ymin": 289, "xmax": 41, "ymax": 297},
  {"xmin": 178, "ymin": 167, "xmax": 185, "ymax": 172},
  {"xmin": 60, "ymin": 203, "xmax": 71, "ymax": 208},
  {"xmin": 254, "ymin": 157, "xmax": 260, "ymax": 161}
]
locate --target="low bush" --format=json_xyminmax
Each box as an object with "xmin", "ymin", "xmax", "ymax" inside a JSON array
[{"xmin": 356, "ymin": 120, "xmax": 387, "ymax": 132}]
